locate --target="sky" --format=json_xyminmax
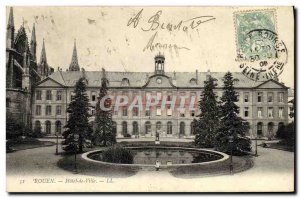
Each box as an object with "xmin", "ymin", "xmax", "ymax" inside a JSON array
[{"xmin": 7, "ymin": 6, "xmax": 294, "ymax": 88}]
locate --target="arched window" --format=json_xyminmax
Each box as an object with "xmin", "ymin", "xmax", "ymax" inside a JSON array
[
  {"xmin": 167, "ymin": 121, "xmax": 172, "ymax": 134},
  {"xmin": 55, "ymin": 121, "xmax": 62, "ymax": 134},
  {"xmin": 45, "ymin": 120, "xmax": 51, "ymax": 134},
  {"xmin": 257, "ymin": 122, "xmax": 263, "ymax": 136},
  {"xmin": 133, "ymin": 121, "xmax": 138, "ymax": 135},
  {"xmin": 35, "ymin": 120, "xmax": 41, "ymax": 130},
  {"xmin": 278, "ymin": 122, "xmax": 285, "ymax": 128},
  {"xmin": 156, "ymin": 121, "xmax": 162, "ymax": 132},
  {"xmin": 191, "ymin": 121, "xmax": 196, "ymax": 135},
  {"xmin": 267, "ymin": 122, "xmax": 274, "ymax": 137},
  {"xmin": 145, "ymin": 121, "xmax": 151, "ymax": 134},
  {"xmin": 180, "ymin": 122, "xmax": 185, "ymax": 135},
  {"xmin": 122, "ymin": 121, "xmax": 127, "ymax": 135},
  {"xmin": 112, "ymin": 121, "xmax": 117, "ymax": 135}
]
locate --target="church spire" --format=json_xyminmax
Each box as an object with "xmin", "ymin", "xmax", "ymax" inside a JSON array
[
  {"xmin": 38, "ymin": 39, "xmax": 49, "ymax": 77},
  {"xmin": 6, "ymin": 7, "xmax": 15, "ymax": 49},
  {"xmin": 7, "ymin": 7, "xmax": 14, "ymax": 28},
  {"xmin": 69, "ymin": 39, "xmax": 80, "ymax": 71},
  {"xmin": 30, "ymin": 23, "xmax": 37, "ymax": 61},
  {"xmin": 40, "ymin": 39, "xmax": 47, "ymax": 64}
]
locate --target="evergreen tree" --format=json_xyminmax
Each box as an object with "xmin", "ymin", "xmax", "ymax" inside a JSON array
[
  {"xmin": 194, "ymin": 76, "xmax": 219, "ymax": 148},
  {"xmin": 93, "ymin": 68, "xmax": 116, "ymax": 146},
  {"xmin": 63, "ymin": 77, "xmax": 92, "ymax": 153},
  {"xmin": 215, "ymin": 72, "xmax": 251, "ymax": 155},
  {"xmin": 289, "ymin": 99, "xmax": 294, "ymax": 119}
]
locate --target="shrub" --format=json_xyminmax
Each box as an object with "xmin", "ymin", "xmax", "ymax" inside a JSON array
[
  {"xmin": 6, "ymin": 117, "xmax": 24, "ymax": 139},
  {"xmin": 283, "ymin": 123, "xmax": 295, "ymax": 146},
  {"xmin": 101, "ymin": 146, "xmax": 133, "ymax": 164},
  {"xmin": 276, "ymin": 124, "xmax": 286, "ymax": 139}
]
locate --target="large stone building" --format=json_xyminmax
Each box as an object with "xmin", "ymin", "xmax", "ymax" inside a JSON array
[{"xmin": 7, "ymin": 8, "xmax": 290, "ymax": 139}]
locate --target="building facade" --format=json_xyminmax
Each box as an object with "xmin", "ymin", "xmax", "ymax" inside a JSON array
[
  {"xmin": 7, "ymin": 8, "xmax": 290, "ymax": 139},
  {"xmin": 32, "ymin": 49, "xmax": 289, "ymax": 139}
]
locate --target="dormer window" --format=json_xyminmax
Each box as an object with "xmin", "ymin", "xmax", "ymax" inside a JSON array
[
  {"xmin": 190, "ymin": 78, "xmax": 197, "ymax": 85},
  {"xmin": 121, "ymin": 78, "xmax": 130, "ymax": 86}
]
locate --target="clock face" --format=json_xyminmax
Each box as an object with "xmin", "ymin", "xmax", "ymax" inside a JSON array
[{"xmin": 156, "ymin": 77, "xmax": 162, "ymax": 84}]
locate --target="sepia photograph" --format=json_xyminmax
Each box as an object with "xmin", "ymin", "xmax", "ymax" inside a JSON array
[{"xmin": 5, "ymin": 5, "xmax": 295, "ymax": 193}]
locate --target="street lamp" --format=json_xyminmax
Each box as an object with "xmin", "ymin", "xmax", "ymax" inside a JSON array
[
  {"xmin": 255, "ymin": 136, "xmax": 258, "ymax": 157},
  {"xmin": 228, "ymin": 135, "xmax": 234, "ymax": 175},
  {"xmin": 73, "ymin": 134, "xmax": 79, "ymax": 174},
  {"xmin": 55, "ymin": 132, "xmax": 58, "ymax": 155}
]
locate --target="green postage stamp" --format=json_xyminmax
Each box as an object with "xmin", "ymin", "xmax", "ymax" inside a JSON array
[{"xmin": 234, "ymin": 9, "xmax": 287, "ymax": 81}]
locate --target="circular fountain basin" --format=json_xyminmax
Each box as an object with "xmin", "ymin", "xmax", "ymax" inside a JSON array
[{"xmin": 82, "ymin": 147, "xmax": 229, "ymax": 170}]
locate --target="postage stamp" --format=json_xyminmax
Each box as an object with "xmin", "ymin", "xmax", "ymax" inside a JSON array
[{"xmin": 234, "ymin": 9, "xmax": 288, "ymax": 81}]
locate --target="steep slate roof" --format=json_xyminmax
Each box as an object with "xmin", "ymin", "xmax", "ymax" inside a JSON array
[{"xmin": 47, "ymin": 70, "xmax": 266, "ymax": 88}]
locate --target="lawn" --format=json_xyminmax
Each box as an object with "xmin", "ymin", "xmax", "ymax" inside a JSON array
[{"xmin": 7, "ymin": 137, "xmax": 55, "ymax": 152}]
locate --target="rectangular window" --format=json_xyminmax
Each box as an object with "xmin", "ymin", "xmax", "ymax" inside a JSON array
[
  {"xmin": 167, "ymin": 109, "xmax": 172, "ymax": 116},
  {"xmin": 70, "ymin": 92, "xmax": 75, "ymax": 101},
  {"xmin": 257, "ymin": 92, "xmax": 263, "ymax": 102},
  {"xmin": 190, "ymin": 110, "xmax": 195, "ymax": 117},
  {"xmin": 112, "ymin": 106, "xmax": 118, "ymax": 116},
  {"xmin": 56, "ymin": 91, "xmax": 62, "ymax": 101},
  {"xmin": 180, "ymin": 109, "xmax": 185, "ymax": 117},
  {"xmin": 46, "ymin": 90, "xmax": 52, "ymax": 100},
  {"xmin": 157, "ymin": 92, "xmax": 162, "ymax": 100},
  {"xmin": 268, "ymin": 107, "xmax": 273, "ymax": 118},
  {"xmin": 46, "ymin": 105, "xmax": 52, "ymax": 115},
  {"xmin": 244, "ymin": 92, "xmax": 249, "ymax": 102},
  {"xmin": 244, "ymin": 107, "xmax": 249, "ymax": 117},
  {"xmin": 145, "ymin": 109, "xmax": 151, "ymax": 117},
  {"xmin": 56, "ymin": 105, "xmax": 62, "ymax": 115},
  {"xmin": 92, "ymin": 92, "xmax": 96, "ymax": 101},
  {"xmin": 279, "ymin": 107, "xmax": 284, "ymax": 118},
  {"xmin": 36, "ymin": 90, "xmax": 42, "ymax": 100},
  {"xmin": 278, "ymin": 92, "xmax": 284, "ymax": 103},
  {"xmin": 167, "ymin": 92, "xmax": 172, "ymax": 101},
  {"xmin": 257, "ymin": 107, "xmax": 263, "ymax": 118},
  {"xmin": 91, "ymin": 106, "xmax": 95, "ymax": 116},
  {"xmin": 133, "ymin": 107, "xmax": 139, "ymax": 116},
  {"xmin": 35, "ymin": 105, "xmax": 41, "ymax": 115},
  {"xmin": 156, "ymin": 106, "xmax": 161, "ymax": 116},
  {"xmin": 267, "ymin": 92, "xmax": 274, "ymax": 102},
  {"xmin": 122, "ymin": 107, "xmax": 128, "ymax": 116}
]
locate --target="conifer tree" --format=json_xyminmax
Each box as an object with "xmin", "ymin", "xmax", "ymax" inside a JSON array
[
  {"xmin": 63, "ymin": 77, "xmax": 92, "ymax": 153},
  {"xmin": 215, "ymin": 72, "xmax": 251, "ymax": 154},
  {"xmin": 194, "ymin": 76, "xmax": 219, "ymax": 148},
  {"xmin": 93, "ymin": 68, "xmax": 116, "ymax": 146}
]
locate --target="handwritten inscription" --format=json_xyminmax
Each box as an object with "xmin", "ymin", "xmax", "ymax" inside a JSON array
[
  {"xmin": 127, "ymin": 9, "xmax": 216, "ymax": 53},
  {"xmin": 143, "ymin": 31, "xmax": 190, "ymax": 53},
  {"xmin": 128, "ymin": 9, "xmax": 216, "ymax": 33}
]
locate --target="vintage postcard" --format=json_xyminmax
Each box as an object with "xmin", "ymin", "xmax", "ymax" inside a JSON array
[{"xmin": 6, "ymin": 6, "xmax": 295, "ymax": 192}]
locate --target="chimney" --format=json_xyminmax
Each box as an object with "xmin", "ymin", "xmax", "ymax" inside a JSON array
[
  {"xmin": 206, "ymin": 69, "xmax": 211, "ymax": 80},
  {"xmin": 196, "ymin": 69, "xmax": 198, "ymax": 84}
]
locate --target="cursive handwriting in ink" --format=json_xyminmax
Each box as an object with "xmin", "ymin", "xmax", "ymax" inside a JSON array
[
  {"xmin": 143, "ymin": 31, "xmax": 190, "ymax": 53},
  {"xmin": 127, "ymin": 9, "xmax": 216, "ymax": 33},
  {"xmin": 127, "ymin": 9, "xmax": 143, "ymax": 28}
]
